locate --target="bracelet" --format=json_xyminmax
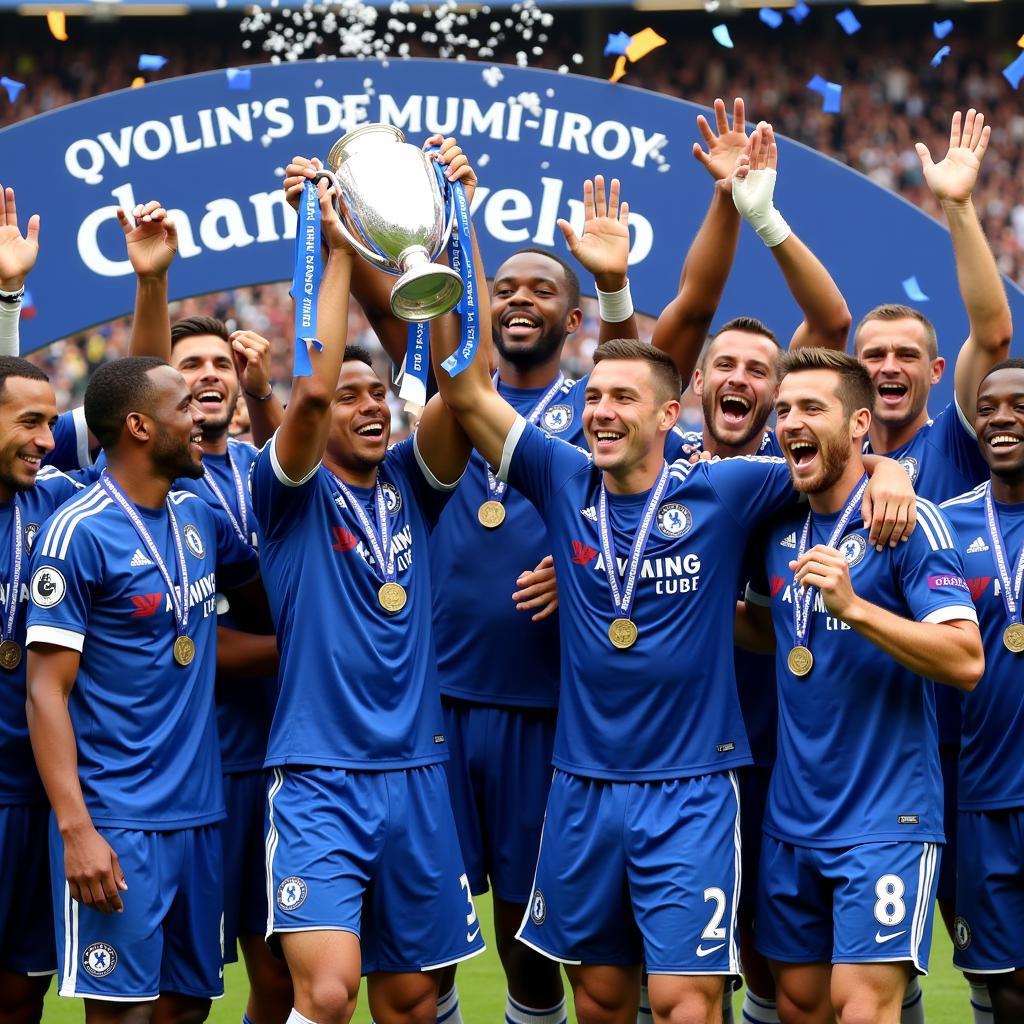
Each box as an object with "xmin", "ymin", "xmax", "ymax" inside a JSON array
[
  {"xmin": 244, "ymin": 385, "xmax": 274, "ymax": 401},
  {"xmin": 596, "ymin": 281, "xmax": 634, "ymax": 323},
  {"xmin": 0, "ymin": 287, "xmax": 24, "ymax": 304}
]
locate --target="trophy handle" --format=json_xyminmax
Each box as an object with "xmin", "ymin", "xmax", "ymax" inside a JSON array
[{"xmin": 310, "ymin": 170, "xmax": 391, "ymax": 271}]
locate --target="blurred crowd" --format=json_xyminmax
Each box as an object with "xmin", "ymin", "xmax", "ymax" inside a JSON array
[{"xmin": 2, "ymin": 4, "xmax": 1019, "ymax": 434}]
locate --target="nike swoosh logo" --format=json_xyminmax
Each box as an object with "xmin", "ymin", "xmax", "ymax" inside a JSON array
[
  {"xmin": 875, "ymin": 930, "xmax": 906, "ymax": 944},
  {"xmin": 467, "ymin": 928, "xmax": 481, "ymax": 943},
  {"xmin": 696, "ymin": 943, "xmax": 725, "ymax": 957}
]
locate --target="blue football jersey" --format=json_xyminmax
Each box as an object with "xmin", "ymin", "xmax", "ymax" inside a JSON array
[
  {"xmin": 942, "ymin": 484, "xmax": 1024, "ymax": 811},
  {"xmin": 250, "ymin": 434, "xmax": 453, "ymax": 771},
  {"xmin": 749, "ymin": 493, "xmax": 977, "ymax": 846},
  {"xmin": 25, "ymin": 481, "xmax": 258, "ymax": 829},
  {"xmin": 43, "ymin": 408, "xmax": 93, "ymax": 472},
  {"xmin": 175, "ymin": 440, "xmax": 276, "ymax": 774},
  {"xmin": 502, "ymin": 417, "xmax": 797, "ymax": 781},
  {"xmin": 865, "ymin": 401, "xmax": 989, "ymax": 745},
  {"xmin": 0, "ymin": 467, "xmax": 85, "ymax": 804}
]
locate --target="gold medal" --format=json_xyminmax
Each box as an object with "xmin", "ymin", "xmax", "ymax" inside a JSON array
[
  {"xmin": 1004, "ymin": 623, "xmax": 1024, "ymax": 654},
  {"xmin": 478, "ymin": 500, "xmax": 506, "ymax": 529},
  {"xmin": 608, "ymin": 617, "xmax": 638, "ymax": 650},
  {"xmin": 787, "ymin": 645, "xmax": 813, "ymax": 677},
  {"xmin": 378, "ymin": 582, "xmax": 408, "ymax": 614},
  {"xmin": 173, "ymin": 635, "xmax": 195, "ymax": 667},
  {"xmin": 0, "ymin": 639, "xmax": 21, "ymax": 671}
]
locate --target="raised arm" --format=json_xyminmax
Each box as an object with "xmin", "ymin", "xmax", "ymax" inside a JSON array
[
  {"xmin": 0, "ymin": 185, "xmax": 40, "ymax": 356},
  {"xmin": 732, "ymin": 125, "xmax": 851, "ymax": 351},
  {"xmin": 118, "ymin": 199, "xmax": 178, "ymax": 359},
  {"xmin": 915, "ymin": 109, "xmax": 1013, "ymax": 421},
  {"xmin": 272, "ymin": 186, "xmax": 354, "ymax": 482},
  {"xmin": 557, "ymin": 175, "xmax": 639, "ymax": 342},
  {"xmin": 650, "ymin": 98, "xmax": 747, "ymax": 380},
  {"xmin": 229, "ymin": 329, "xmax": 285, "ymax": 448},
  {"xmin": 27, "ymin": 645, "xmax": 127, "ymax": 913}
]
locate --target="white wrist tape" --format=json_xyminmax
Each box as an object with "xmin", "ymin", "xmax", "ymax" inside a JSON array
[
  {"xmin": 732, "ymin": 168, "xmax": 792, "ymax": 248},
  {"xmin": 597, "ymin": 281, "xmax": 634, "ymax": 323},
  {"xmin": 0, "ymin": 298, "xmax": 21, "ymax": 357}
]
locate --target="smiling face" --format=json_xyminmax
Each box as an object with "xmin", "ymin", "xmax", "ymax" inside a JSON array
[
  {"xmin": 170, "ymin": 334, "xmax": 240, "ymax": 439},
  {"xmin": 0, "ymin": 376, "xmax": 57, "ymax": 496},
  {"xmin": 325, "ymin": 359, "xmax": 392, "ymax": 478},
  {"xmin": 694, "ymin": 330, "xmax": 781, "ymax": 450},
  {"xmin": 975, "ymin": 365, "xmax": 1024, "ymax": 483},
  {"xmin": 490, "ymin": 252, "xmax": 582, "ymax": 370},
  {"xmin": 775, "ymin": 368, "xmax": 869, "ymax": 495},
  {"xmin": 855, "ymin": 317, "xmax": 943, "ymax": 432},
  {"xmin": 144, "ymin": 364, "xmax": 207, "ymax": 481}
]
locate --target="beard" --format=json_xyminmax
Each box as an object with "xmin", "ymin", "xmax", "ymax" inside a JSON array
[
  {"xmin": 702, "ymin": 389, "xmax": 769, "ymax": 450},
  {"xmin": 493, "ymin": 322, "xmax": 566, "ymax": 370},
  {"xmin": 199, "ymin": 390, "xmax": 239, "ymax": 438},
  {"xmin": 789, "ymin": 430, "xmax": 851, "ymax": 494},
  {"xmin": 153, "ymin": 431, "xmax": 203, "ymax": 481}
]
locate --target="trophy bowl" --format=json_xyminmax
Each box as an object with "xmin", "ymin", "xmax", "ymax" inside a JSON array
[{"xmin": 314, "ymin": 123, "xmax": 464, "ymax": 323}]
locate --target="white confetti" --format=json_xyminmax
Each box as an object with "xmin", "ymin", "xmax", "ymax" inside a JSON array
[
  {"xmin": 482, "ymin": 66, "xmax": 504, "ymax": 87},
  {"xmin": 478, "ymin": 153, "xmax": 490, "ymax": 166}
]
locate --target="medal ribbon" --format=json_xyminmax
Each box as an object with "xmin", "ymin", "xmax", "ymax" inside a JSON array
[
  {"xmin": 793, "ymin": 475, "xmax": 869, "ymax": 648},
  {"xmin": 1, "ymin": 499, "xmax": 22, "ymax": 643},
  {"xmin": 398, "ymin": 321, "xmax": 430, "ymax": 409},
  {"xmin": 984, "ymin": 482, "xmax": 1024, "ymax": 627},
  {"xmin": 597, "ymin": 463, "xmax": 670, "ymax": 621},
  {"xmin": 100, "ymin": 473, "xmax": 190, "ymax": 637},
  {"xmin": 485, "ymin": 372, "xmax": 566, "ymax": 504},
  {"xmin": 331, "ymin": 475, "xmax": 396, "ymax": 585},
  {"xmin": 201, "ymin": 444, "xmax": 251, "ymax": 545},
  {"xmin": 439, "ymin": 175, "xmax": 478, "ymax": 379},
  {"xmin": 289, "ymin": 179, "xmax": 324, "ymax": 379}
]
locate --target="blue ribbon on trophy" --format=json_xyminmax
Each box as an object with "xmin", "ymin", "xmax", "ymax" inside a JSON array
[{"xmin": 289, "ymin": 179, "xmax": 324, "ymax": 379}]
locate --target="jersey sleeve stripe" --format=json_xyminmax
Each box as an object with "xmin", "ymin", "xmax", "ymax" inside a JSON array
[
  {"xmin": 921, "ymin": 605, "xmax": 979, "ymax": 626},
  {"xmin": 496, "ymin": 415, "xmax": 527, "ymax": 484},
  {"xmin": 71, "ymin": 406, "xmax": 93, "ymax": 469},
  {"xmin": 52, "ymin": 497, "xmax": 111, "ymax": 561},
  {"xmin": 25, "ymin": 624, "xmax": 86, "ymax": 651},
  {"xmin": 953, "ymin": 397, "xmax": 978, "ymax": 439},
  {"xmin": 940, "ymin": 483, "xmax": 988, "ymax": 510},
  {"xmin": 412, "ymin": 433, "xmax": 462, "ymax": 492},
  {"xmin": 269, "ymin": 431, "xmax": 319, "ymax": 487},
  {"xmin": 916, "ymin": 500, "xmax": 954, "ymax": 550},
  {"xmin": 40, "ymin": 487, "xmax": 108, "ymax": 559}
]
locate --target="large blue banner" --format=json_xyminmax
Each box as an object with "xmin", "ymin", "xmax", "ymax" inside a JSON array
[{"xmin": 2, "ymin": 57, "xmax": 1020, "ymax": 413}]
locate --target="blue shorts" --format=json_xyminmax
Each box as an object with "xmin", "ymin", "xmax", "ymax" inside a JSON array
[
  {"xmin": 221, "ymin": 771, "xmax": 270, "ymax": 961},
  {"xmin": 0, "ymin": 803, "xmax": 55, "ymax": 976},
  {"xmin": 442, "ymin": 698, "xmax": 557, "ymax": 904},
  {"xmin": 954, "ymin": 808, "xmax": 1024, "ymax": 973},
  {"xmin": 756, "ymin": 836, "xmax": 940, "ymax": 973},
  {"xmin": 737, "ymin": 765, "xmax": 771, "ymax": 927},
  {"xmin": 50, "ymin": 820, "xmax": 224, "ymax": 1001},
  {"xmin": 517, "ymin": 769, "xmax": 741, "ymax": 974},
  {"xmin": 937, "ymin": 744, "xmax": 959, "ymax": 905},
  {"xmin": 265, "ymin": 764, "xmax": 486, "ymax": 973}
]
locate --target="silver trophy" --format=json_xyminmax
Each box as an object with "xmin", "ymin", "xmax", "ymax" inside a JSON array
[{"xmin": 313, "ymin": 123, "xmax": 463, "ymax": 322}]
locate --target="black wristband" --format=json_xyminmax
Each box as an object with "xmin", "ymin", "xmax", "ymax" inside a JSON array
[
  {"xmin": 244, "ymin": 385, "xmax": 274, "ymax": 401},
  {"xmin": 0, "ymin": 287, "xmax": 24, "ymax": 304}
]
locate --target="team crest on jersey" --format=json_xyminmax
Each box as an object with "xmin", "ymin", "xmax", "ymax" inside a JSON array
[
  {"xmin": 837, "ymin": 533, "xmax": 867, "ymax": 567},
  {"xmin": 30, "ymin": 566, "xmax": 66, "ymax": 608},
  {"xmin": 183, "ymin": 524, "xmax": 205, "ymax": 559},
  {"xmin": 277, "ymin": 876, "xmax": 307, "ymax": 911},
  {"xmin": 24, "ymin": 523, "xmax": 39, "ymax": 551},
  {"xmin": 953, "ymin": 915, "xmax": 971, "ymax": 951},
  {"xmin": 82, "ymin": 942, "xmax": 118, "ymax": 978},
  {"xmin": 381, "ymin": 481, "xmax": 402, "ymax": 516},
  {"xmin": 899, "ymin": 456, "xmax": 919, "ymax": 483},
  {"xmin": 542, "ymin": 404, "xmax": 573, "ymax": 434},
  {"xmin": 530, "ymin": 889, "xmax": 546, "ymax": 925},
  {"xmin": 656, "ymin": 502, "xmax": 692, "ymax": 539}
]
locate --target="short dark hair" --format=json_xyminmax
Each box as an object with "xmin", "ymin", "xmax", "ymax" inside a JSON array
[
  {"xmin": 84, "ymin": 357, "xmax": 167, "ymax": 450},
  {"xmin": 509, "ymin": 247, "xmax": 581, "ymax": 308},
  {"xmin": 343, "ymin": 345, "xmax": 375, "ymax": 368},
  {"xmin": 778, "ymin": 347, "xmax": 875, "ymax": 419},
  {"xmin": 981, "ymin": 357, "xmax": 1024, "ymax": 383},
  {"xmin": 592, "ymin": 338, "xmax": 682, "ymax": 403},
  {"xmin": 170, "ymin": 316, "xmax": 230, "ymax": 349},
  {"xmin": 854, "ymin": 304, "xmax": 938, "ymax": 360},
  {"xmin": 702, "ymin": 316, "xmax": 782, "ymax": 372},
  {"xmin": 0, "ymin": 357, "xmax": 48, "ymax": 405}
]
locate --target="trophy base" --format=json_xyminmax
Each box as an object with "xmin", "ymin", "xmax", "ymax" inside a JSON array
[{"xmin": 390, "ymin": 263, "xmax": 464, "ymax": 323}]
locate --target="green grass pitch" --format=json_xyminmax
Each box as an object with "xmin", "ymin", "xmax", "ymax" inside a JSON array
[{"xmin": 44, "ymin": 898, "xmax": 970, "ymax": 1022}]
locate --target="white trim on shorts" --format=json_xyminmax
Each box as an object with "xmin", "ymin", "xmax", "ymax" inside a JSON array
[
  {"xmin": 515, "ymin": 932, "xmax": 582, "ymax": 966},
  {"xmin": 727, "ymin": 769, "xmax": 742, "ymax": 976},
  {"xmin": 957, "ymin": 966, "xmax": 1018, "ymax": 976},
  {"xmin": 909, "ymin": 842, "xmax": 938, "ymax": 974},
  {"xmin": 264, "ymin": 768, "xmax": 285, "ymax": 940},
  {"xmin": 421, "ymin": 944, "xmax": 488, "ymax": 972},
  {"xmin": 59, "ymin": 882, "xmax": 78, "ymax": 997}
]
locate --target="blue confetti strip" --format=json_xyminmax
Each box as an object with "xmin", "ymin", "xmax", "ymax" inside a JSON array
[
  {"xmin": 137, "ymin": 54, "xmax": 168, "ymax": 71},
  {"xmin": 835, "ymin": 8, "xmax": 861, "ymax": 35},
  {"xmin": 603, "ymin": 31, "xmax": 631, "ymax": 56},
  {"xmin": 712, "ymin": 24, "xmax": 734, "ymax": 48},
  {"xmin": 930, "ymin": 46, "xmax": 951, "ymax": 68},
  {"xmin": 1003, "ymin": 51, "xmax": 1024, "ymax": 90},
  {"xmin": 807, "ymin": 74, "xmax": 827, "ymax": 94},
  {"xmin": 226, "ymin": 68, "xmax": 252, "ymax": 89},
  {"xmin": 0, "ymin": 76, "xmax": 24, "ymax": 103},
  {"xmin": 759, "ymin": 9, "xmax": 783, "ymax": 29},
  {"xmin": 902, "ymin": 276, "xmax": 929, "ymax": 302},
  {"xmin": 789, "ymin": 2, "xmax": 810, "ymax": 24},
  {"xmin": 822, "ymin": 82, "xmax": 842, "ymax": 114},
  {"xmin": 933, "ymin": 19, "xmax": 953, "ymax": 40}
]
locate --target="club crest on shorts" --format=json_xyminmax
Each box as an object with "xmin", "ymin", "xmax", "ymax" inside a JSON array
[
  {"xmin": 30, "ymin": 566, "xmax": 66, "ymax": 608},
  {"xmin": 838, "ymin": 533, "xmax": 867, "ymax": 567},
  {"xmin": 656, "ymin": 502, "xmax": 692, "ymax": 540},
  {"xmin": 82, "ymin": 941, "xmax": 117, "ymax": 978},
  {"xmin": 542, "ymin": 405, "xmax": 573, "ymax": 434},
  {"xmin": 899, "ymin": 456, "xmax": 919, "ymax": 484},
  {"xmin": 381, "ymin": 481, "xmax": 402, "ymax": 516},
  {"xmin": 530, "ymin": 888, "xmax": 546, "ymax": 925},
  {"xmin": 953, "ymin": 915, "xmax": 971, "ymax": 951},
  {"xmin": 277, "ymin": 876, "xmax": 307, "ymax": 911},
  {"xmin": 183, "ymin": 524, "xmax": 205, "ymax": 559}
]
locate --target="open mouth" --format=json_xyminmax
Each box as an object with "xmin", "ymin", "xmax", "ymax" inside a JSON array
[
  {"xmin": 877, "ymin": 382, "xmax": 909, "ymax": 406},
  {"xmin": 787, "ymin": 438, "xmax": 819, "ymax": 470},
  {"xmin": 502, "ymin": 313, "xmax": 542, "ymax": 338},
  {"xmin": 987, "ymin": 433, "xmax": 1022, "ymax": 451},
  {"xmin": 17, "ymin": 453, "xmax": 41, "ymax": 473},
  {"xmin": 718, "ymin": 393, "xmax": 752, "ymax": 426},
  {"xmin": 593, "ymin": 429, "xmax": 625, "ymax": 452},
  {"xmin": 195, "ymin": 388, "xmax": 225, "ymax": 410},
  {"xmin": 355, "ymin": 422, "xmax": 385, "ymax": 439}
]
